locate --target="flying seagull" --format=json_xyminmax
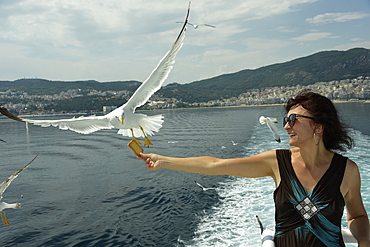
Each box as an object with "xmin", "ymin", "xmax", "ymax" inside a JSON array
[
  {"xmin": 0, "ymin": 4, "xmax": 191, "ymax": 148},
  {"xmin": 0, "ymin": 154, "xmax": 38, "ymax": 226},
  {"xmin": 194, "ymin": 181, "xmax": 217, "ymax": 191},
  {"xmin": 176, "ymin": 22, "xmax": 216, "ymax": 29},
  {"xmin": 259, "ymin": 116, "xmax": 281, "ymax": 143}
]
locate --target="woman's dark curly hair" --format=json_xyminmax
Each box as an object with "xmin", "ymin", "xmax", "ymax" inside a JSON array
[{"xmin": 284, "ymin": 91, "xmax": 354, "ymax": 152}]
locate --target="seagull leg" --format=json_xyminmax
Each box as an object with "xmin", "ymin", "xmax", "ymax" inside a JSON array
[
  {"xmin": 130, "ymin": 129, "xmax": 141, "ymax": 145},
  {"xmin": 140, "ymin": 126, "xmax": 153, "ymax": 147},
  {"xmin": 0, "ymin": 212, "xmax": 10, "ymax": 226}
]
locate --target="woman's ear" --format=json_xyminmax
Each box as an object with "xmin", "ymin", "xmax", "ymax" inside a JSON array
[{"xmin": 314, "ymin": 124, "xmax": 324, "ymax": 133}]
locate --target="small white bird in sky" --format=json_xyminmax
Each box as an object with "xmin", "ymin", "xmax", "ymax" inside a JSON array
[
  {"xmin": 259, "ymin": 116, "xmax": 281, "ymax": 143},
  {"xmin": 0, "ymin": 155, "xmax": 38, "ymax": 226},
  {"xmin": 0, "ymin": 3, "xmax": 191, "ymax": 148},
  {"xmin": 176, "ymin": 22, "xmax": 216, "ymax": 29}
]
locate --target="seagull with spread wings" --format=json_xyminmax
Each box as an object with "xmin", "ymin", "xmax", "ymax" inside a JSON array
[
  {"xmin": 0, "ymin": 3, "xmax": 190, "ymax": 147},
  {"xmin": 0, "ymin": 155, "xmax": 38, "ymax": 226},
  {"xmin": 194, "ymin": 181, "xmax": 217, "ymax": 191}
]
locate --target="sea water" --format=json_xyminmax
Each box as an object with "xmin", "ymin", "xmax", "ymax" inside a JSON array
[{"xmin": 0, "ymin": 103, "xmax": 368, "ymax": 246}]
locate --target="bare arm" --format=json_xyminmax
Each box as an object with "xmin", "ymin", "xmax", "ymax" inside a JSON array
[
  {"xmin": 343, "ymin": 159, "xmax": 370, "ymax": 246},
  {"xmin": 138, "ymin": 150, "xmax": 278, "ymax": 179}
]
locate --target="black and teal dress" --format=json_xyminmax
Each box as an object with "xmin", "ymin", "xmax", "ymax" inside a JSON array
[{"xmin": 274, "ymin": 149, "xmax": 347, "ymax": 247}]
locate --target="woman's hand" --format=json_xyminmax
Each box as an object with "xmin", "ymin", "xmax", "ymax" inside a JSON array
[{"xmin": 138, "ymin": 153, "xmax": 162, "ymax": 171}]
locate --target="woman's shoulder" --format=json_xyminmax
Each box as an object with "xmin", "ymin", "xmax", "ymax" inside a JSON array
[
  {"xmin": 257, "ymin": 148, "xmax": 298, "ymax": 161},
  {"xmin": 341, "ymin": 157, "xmax": 360, "ymax": 196},
  {"xmin": 334, "ymin": 152, "xmax": 358, "ymax": 173},
  {"xmin": 344, "ymin": 157, "xmax": 359, "ymax": 176},
  {"xmin": 255, "ymin": 149, "xmax": 278, "ymax": 159},
  {"xmin": 273, "ymin": 147, "xmax": 299, "ymax": 158}
]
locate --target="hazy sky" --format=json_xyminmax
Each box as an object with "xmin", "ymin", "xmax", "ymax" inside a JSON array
[{"xmin": 1, "ymin": 0, "xmax": 369, "ymax": 85}]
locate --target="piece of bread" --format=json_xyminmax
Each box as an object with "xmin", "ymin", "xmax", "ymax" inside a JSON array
[{"xmin": 127, "ymin": 140, "xmax": 144, "ymax": 157}]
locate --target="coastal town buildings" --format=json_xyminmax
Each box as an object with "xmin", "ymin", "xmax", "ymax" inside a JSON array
[{"xmin": 194, "ymin": 76, "xmax": 370, "ymax": 107}]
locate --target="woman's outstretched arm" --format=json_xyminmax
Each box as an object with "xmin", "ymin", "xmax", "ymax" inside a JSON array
[{"xmin": 138, "ymin": 150, "xmax": 278, "ymax": 179}]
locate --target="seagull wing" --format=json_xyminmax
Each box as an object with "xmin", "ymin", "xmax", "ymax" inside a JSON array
[
  {"xmin": 265, "ymin": 117, "xmax": 281, "ymax": 143},
  {"xmin": 0, "ymin": 154, "xmax": 38, "ymax": 200},
  {"xmin": 195, "ymin": 181, "xmax": 205, "ymax": 189},
  {"xmin": 0, "ymin": 107, "xmax": 114, "ymax": 134},
  {"xmin": 28, "ymin": 115, "xmax": 114, "ymax": 134},
  {"xmin": 199, "ymin": 24, "xmax": 216, "ymax": 28},
  {"xmin": 122, "ymin": 3, "xmax": 190, "ymax": 113},
  {"xmin": 0, "ymin": 107, "xmax": 24, "ymax": 122},
  {"xmin": 267, "ymin": 117, "xmax": 278, "ymax": 123},
  {"xmin": 176, "ymin": 22, "xmax": 195, "ymax": 28}
]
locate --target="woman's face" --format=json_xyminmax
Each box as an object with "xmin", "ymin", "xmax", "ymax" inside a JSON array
[{"xmin": 284, "ymin": 105, "xmax": 316, "ymax": 147}]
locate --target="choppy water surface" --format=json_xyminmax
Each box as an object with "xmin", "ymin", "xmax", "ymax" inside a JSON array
[{"xmin": 0, "ymin": 103, "xmax": 369, "ymax": 246}]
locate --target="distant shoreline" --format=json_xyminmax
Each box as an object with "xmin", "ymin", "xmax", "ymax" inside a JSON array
[
  {"xmin": 1, "ymin": 100, "xmax": 369, "ymax": 118},
  {"xmin": 160, "ymin": 99, "xmax": 370, "ymax": 111}
]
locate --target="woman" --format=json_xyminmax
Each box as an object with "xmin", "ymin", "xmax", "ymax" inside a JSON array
[{"xmin": 139, "ymin": 91, "xmax": 370, "ymax": 246}]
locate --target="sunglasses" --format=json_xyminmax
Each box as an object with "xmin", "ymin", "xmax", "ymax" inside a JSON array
[{"xmin": 283, "ymin": 114, "xmax": 315, "ymax": 127}]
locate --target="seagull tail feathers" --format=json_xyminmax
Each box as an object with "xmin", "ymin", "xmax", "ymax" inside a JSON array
[{"xmin": 117, "ymin": 114, "xmax": 164, "ymax": 138}]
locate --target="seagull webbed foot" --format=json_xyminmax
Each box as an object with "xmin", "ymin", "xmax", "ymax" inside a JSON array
[
  {"xmin": 143, "ymin": 136, "xmax": 153, "ymax": 146},
  {"xmin": 140, "ymin": 126, "xmax": 153, "ymax": 147},
  {"xmin": 0, "ymin": 212, "xmax": 10, "ymax": 226}
]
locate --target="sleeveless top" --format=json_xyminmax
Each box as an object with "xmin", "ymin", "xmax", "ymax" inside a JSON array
[{"xmin": 274, "ymin": 149, "xmax": 347, "ymax": 247}]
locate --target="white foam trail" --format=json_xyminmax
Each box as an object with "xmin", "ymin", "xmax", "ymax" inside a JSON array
[{"xmin": 186, "ymin": 176, "xmax": 275, "ymax": 246}]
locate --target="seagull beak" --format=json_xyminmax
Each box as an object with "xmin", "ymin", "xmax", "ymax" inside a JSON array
[{"xmin": 119, "ymin": 117, "xmax": 124, "ymax": 124}]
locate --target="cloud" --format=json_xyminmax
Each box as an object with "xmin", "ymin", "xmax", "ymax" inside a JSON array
[
  {"xmin": 198, "ymin": 0, "xmax": 318, "ymax": 22},
  {"xmin": 0, "ymin": 0, "xmax": 318, "ymax": 46},
  {"xmin": 291, "ymin": 32, "xmax": 338, "ymax": 42},
  {"xmin": 306, "ymin": 12, "xmax": 370, "ymax": 25},
  {"xmin": 275, "ymin": 26, "xmax": 298, "ymax": 33},
  {"xmin": 0, "ymin": 0, "xmax": 320, "ymax": 62}
]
